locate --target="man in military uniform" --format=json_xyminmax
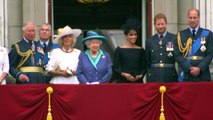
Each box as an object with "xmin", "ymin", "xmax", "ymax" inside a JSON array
[
  {"xmin": 9, "ymin": 22, "xmax": 45, "ymax": 84},
  {"xmin": 145, "ymin": 13, "xmax": 178, "ymax": 82},
  {"xmin": 174, "ymin": 8, "xmax": 213, "ymax": 82},
  {"xmin": 38, "ymin": 23, "xmax": 59, "ymax": 83}
]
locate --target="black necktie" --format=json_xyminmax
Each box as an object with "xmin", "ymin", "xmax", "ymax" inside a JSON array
[
  {"xmin": 159, "ymin": 35, "xmax": 164, "ymax": 45},
  {"xmin": 43, "ymin": 43, "xmax": 47, "ymax": 52},
  {"xmin": 192, "ymin": 29, "xmax": 196, "ymax": 38},
  {"xmin": 29, "ymin": 41, "xmax": 32, "ymax": 48},
  {"xmin": 160, "ymin": 35, "xmax": 164, "ymax": 40}
]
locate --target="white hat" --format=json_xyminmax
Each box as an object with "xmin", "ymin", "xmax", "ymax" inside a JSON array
[{"xmin": 54, "ymin": 25, "xmax": 81, "ymax": 44}]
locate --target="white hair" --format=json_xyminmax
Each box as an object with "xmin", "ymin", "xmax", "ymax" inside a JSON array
[{"xmin": 22, "ymin": 22, "xmax": 37, "ymax": 32}]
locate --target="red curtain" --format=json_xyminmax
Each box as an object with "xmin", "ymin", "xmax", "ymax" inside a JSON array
[{"xmin": 0, "ymin": 83, "xmax": 213, "ymax": 120}]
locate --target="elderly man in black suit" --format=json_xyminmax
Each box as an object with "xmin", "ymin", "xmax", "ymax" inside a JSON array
[
  {"xmin": 145, "ymin": 13, "xmax": 178, "ymax": 82},
  {"xmin": 174, "ymin": 8, "xmax": 213, "ymax": 82}
]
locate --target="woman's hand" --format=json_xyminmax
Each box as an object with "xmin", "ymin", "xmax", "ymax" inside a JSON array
[
  {"xmin": 135, "ymin": 74, "xmax": 143, "ymax": 80},
  {"xmin": 121, "ymin": 72, "xmax": 135, "ymax": 81},
  {"xmin": 59, "ymin": 70, "xmax": 70, "ymax": 77}
]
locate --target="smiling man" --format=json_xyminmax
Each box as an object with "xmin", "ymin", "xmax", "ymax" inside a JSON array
[
  {"xmin": 174, "ymin": 8, "xmax": 213, "ymax": 82},
  {"xmin": 145, "ymin": 13, "xmax": 178, "ymax": 83}
]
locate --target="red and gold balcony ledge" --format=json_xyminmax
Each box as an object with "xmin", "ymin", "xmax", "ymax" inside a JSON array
[{"xmin": 0, "ymin": 82, "xmax": 213, "ymax": 120}]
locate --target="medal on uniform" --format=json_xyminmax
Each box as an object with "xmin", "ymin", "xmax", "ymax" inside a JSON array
[
  {"xmin": 38, "ymin": 58, "xmax": 42, "ymax": 66},
  {"xmin": 166, "ymin": 42, "xmax": 174, "ymax": 57},
  {"xmin": 159, "ymin": 40, "xmax": 162, "ymax": 45},
  {"xmin": 200, "ymin": 45, "xmax": 206, "ymax": 52},
  {"xmin": 47, "ymin": 52, "xmax": 51, "ymax": 58},
  {"xmin": 37, "ymin": 46, "xmax": 44, "ymax": 54},
  {"xmin": 200, "ymin": 36, "xmax": 206, "ymax": 52}
]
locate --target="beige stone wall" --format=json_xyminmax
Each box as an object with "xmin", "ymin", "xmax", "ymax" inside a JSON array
[
  {"xmin": 177, "ymin": 0, "xmax": 194, "ymax": 31},
  {"xmin": 153, "ymin": 0, "xmax": 178, "ymax": 34},
  {"xmin": 7, "ymin": 0, "xmax": 47, "ymax": 49},
  {"xmin": 153, "ymin": 0, "xmax": 195, "ymax": 34},
  {"xmin": 7, "ymin": 0, "xmax": 23, "ymax": 48}
]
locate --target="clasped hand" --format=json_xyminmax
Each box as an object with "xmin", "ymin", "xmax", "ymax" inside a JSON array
[
  {"xmin": 190, "ymin": 67, "xmax": 200, "ymax": 77},
  {"xmin": 60, "ymin": 68, "xmax": 75, "ymax": 77},
  {"xmin": 121, "ymin": 72, "xmax": 142, "ymax": 82}
]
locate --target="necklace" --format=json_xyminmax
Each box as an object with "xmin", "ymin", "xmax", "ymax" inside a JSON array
[
  {"xmin": 90, "ymin": 51, "xmax": 99, "ymax": 58},
  {"xmin": 61, "ymin": 47, "xmax": 73, "ymax": 53}
]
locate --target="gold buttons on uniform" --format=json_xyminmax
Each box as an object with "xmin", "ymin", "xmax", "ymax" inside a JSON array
[{"xmin": 159, "ymin": 63, "xmax": 164, "ymax": 68}]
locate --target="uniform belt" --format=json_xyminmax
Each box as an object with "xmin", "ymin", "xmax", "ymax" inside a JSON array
[
  {"xmin": 19, "ymin": 66, "xmax": 44, "ymax": 73},
  {"xmin": 186, "ymin": 56, "xmax": 204, "ymax": 60},
  {"xmin": 151, "ymin": 63, "xmax": 175, "ymax": 68}
]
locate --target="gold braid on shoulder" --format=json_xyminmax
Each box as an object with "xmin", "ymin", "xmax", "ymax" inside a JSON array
[
  {"xmin": 177, "ymin": 32, "xmax": 192, "ymax": 57},
  {"xmin": 15, "ymin": 44, "xmax": 34, "ymax": 68}
]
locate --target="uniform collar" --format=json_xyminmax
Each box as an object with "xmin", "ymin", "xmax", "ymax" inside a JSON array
[
  {"xmin": 39, "ymin": 40, "xmax": 49, "ymax": 46},
  {"xmin": 189, "ymin": 26, "xmax": 199, "ymax": 34},
  {"xmin": 23, "ymin": 37, "xmax": 34, "ymax": 44},
  {"xmin": 158, "ymin": 31, "xmax": 167, "ymax": 38}
]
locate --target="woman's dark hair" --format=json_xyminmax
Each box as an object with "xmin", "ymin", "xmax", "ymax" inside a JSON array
[{"xmin": 121, "ymin": 18, "xmax": 141, "ymax": 35}]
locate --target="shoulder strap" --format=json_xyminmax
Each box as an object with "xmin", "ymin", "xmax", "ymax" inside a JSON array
[{"xmin": 15, "ymin": 44, "xmax": 34, "ymax": 68}]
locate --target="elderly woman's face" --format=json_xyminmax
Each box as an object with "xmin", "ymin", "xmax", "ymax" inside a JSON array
[
  {"xmin": 62, "ymin": 34, "xmax": 74, "ymax": 47},
  {"xmin": 87, "ymin": 39, "xmax": 101, "ymax": 52}
]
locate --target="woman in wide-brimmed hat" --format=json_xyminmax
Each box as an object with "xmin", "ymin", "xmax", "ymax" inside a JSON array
[
  {"xmin": 77, "ymin": 31, "xmax": 112, "ymax": 84},
  {"xmin": 46, "ymin": 25, "xmax": 81, "ymax": 84}
]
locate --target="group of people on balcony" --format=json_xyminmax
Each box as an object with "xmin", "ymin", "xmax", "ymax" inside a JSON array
[{"xmin": 0, "ymin": 8, "xmax": 213, "ymax": 85}]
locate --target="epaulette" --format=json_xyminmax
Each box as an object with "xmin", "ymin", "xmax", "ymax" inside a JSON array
[
  {"xmin": 13, "ymin": 40, "xmax": 22, "ymax": 45},
  {"xmin": 15, "ymin": 44, "xmax": 34, "ymax": 68}
]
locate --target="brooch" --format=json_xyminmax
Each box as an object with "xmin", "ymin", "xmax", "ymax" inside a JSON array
[{"xmin": 102, "ymin": 55, "xmax": 105, "ymax": 59}]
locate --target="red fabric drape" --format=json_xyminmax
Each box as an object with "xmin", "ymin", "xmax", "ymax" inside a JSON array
[{"xmin": 0, "ymin": 83, "xmax": 213, "ymax": 120}]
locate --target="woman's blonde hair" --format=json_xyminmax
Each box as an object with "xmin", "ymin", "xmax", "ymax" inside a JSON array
[{"xmin": 58, "ymin": 35, "xmax": 76, "ymax": 47}]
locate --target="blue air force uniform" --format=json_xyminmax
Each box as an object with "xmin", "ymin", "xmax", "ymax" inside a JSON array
[
  {"xmin": 145, "ymin": 32, "xmax": 178, "ymax": 82},
  {"xmin": 38, "ymin": 40, "xmax": 59, "ymax": 83},
  {"xmin": 9, "ymin": 39, "xmax": 45, "ymax": 84}
]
